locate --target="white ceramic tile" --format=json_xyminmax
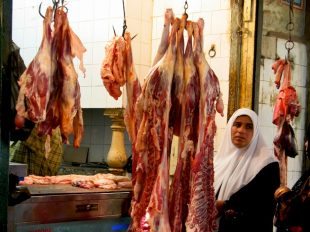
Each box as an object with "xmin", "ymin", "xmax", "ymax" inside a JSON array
[
  {"xmin": 126, "ymin": 18, "xmax": 142, "ymax": 43},
  {"xmin": 140, "ymin": 42, "xmax": 152, "ymax": 66},
  {"xmin": 132, "ymin": 41, "xmax": 142, "ymax": 65},
  {"xmin": 221, "ymin": 0, "xmax": 231, "ymax": 9},
  {"xmin": 260, "ymin": 126, "xmax": 276, "ymax": 149},
  {"xmin": 211, "ymin": 57, "xmax": 229, "ymax": 81},
  {"xmin": 263, "ymin": 58, "xmax": 275, "ymax": 82},
  {"xmin": 92, "ymin": 41, "xmax": 106, "ymax": 65},
  {"xmin": 79, "ymin": 65, "xmax": 93, "ymax": 87},
  {"xmin": 76, "ymin": 21, "xmax": 94, "ymax": 43},
  {"xmin": 219, "ymin": 80, "xmax": 229, "ymax": 104},
  {"xmin": 13, "ymin": 0, "xmax": 25, "ymax": 9},
  {"xmin": 202, "ymin": 0, "xmax": 221, "ymax": 11},
  {"xmin": 110, "ymin": 0, "xmax": 124, "ymax": 18},
  {"xmin": 291, "ymin": 64, "xmax": 307, "ymax": 87},
  {"xmin": 92, "ymin": 65, "xmax": 103, "ymax": 86},
  {"xmin": 77, "ymin": 0, "xmax": 94, "ymax": 22},
  {"xmin": 295, "ymin": 86, "xmax": 306, "ymax": 111},
  {"xmin": 24, "ymin": 6, "xmax": 40, "ymax": 28},
  {"xmin": 12, "ymin": 29, "xmax": 24, "ymax": 48},
  {"xmin": 127, "ymin": 0, "xmax": 142, "ymax": 20},
  {"xmin": 12, "ymin": 8, "xmax": 25, "ymax": 29},
  {"xmin": 109, "ymin": 18, "xmax": 124, "ymax": 37},
  {"xmin": 80, "ymin": 86, "xmax": 92, "ymax": 108},
  {"xmin": 20, "ymin": 47, "xmax": 37, "ymax": 66},
  {"xmin": 93, "ymin": 19, "xmax": 111, "ymax": 42},
  {"xmin": 142, "ymin": 0, "xmax": 153, "ymax": 22},
  {"xmin": 141, "ymin": 21, "xmax": 152, "ymax": 43},
  {"xmin": 23, "ymin": 27, "xmax": 38, "ymax": 48},
  {"xmin": 93, "ymin": 0, "xmax": 110, "ymax": 20},
  {"xmin": 80, "ymin": 45, "xmax": 92, "ymax": 68},
  {"xmin": 211, "ymin": 10, "xmax": 230, "ymax": 34},
  {"xmin": 220, "ymin": 34, "xmax": 230, "ymax": 58},
  {"xmin": 259, "ymin": 103, "xmax": 275, "ymax": 127},
  {"xmin": 91, "ymin": 86, "xmax": 106, "ymax": 108}
]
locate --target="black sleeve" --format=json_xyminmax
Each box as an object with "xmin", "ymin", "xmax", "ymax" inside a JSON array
[{"xmin": 221, "ymin": 162, "xmax": 280, "ymax": 232}]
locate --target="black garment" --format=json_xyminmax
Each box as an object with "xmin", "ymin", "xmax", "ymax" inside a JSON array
[
  {"xmin": 275, "ymin": 169, "xmax": 310, "ymax": 232},
  {"xmin": 8, "ymin": 41, "xmax": 34, "ymax": 141},
  {"xmin": 218, "ymin": 162, "xmax": 280, "ymax": 232}
]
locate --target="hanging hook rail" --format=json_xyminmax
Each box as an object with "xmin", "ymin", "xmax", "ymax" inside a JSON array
[{"xmin": 285, "ymin": 0, "xmax": 294, "ymax": 61}]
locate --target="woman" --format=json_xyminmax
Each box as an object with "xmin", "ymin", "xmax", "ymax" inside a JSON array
[{"xmin": 214, "ymin": 108, "xmax": 280, "ymax": 232}]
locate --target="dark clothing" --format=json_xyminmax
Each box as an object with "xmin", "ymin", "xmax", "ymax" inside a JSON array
[
  {"xmin": 275, "ymin": 169, "xmax": 310, "ymax": 232},
  {"xmin": 218, "ymin": 162, "xmax": 280, "ymax": 232}
]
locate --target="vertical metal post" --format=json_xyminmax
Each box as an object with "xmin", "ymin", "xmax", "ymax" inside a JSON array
[{"xmin": 0, "ymin": 0, "xmax": 12, "ymax": 231}]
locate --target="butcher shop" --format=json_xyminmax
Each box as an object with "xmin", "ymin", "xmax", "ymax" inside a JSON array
[{"xmin": 0, "ymin": 0, "xmax": 309, "ymax": 232}]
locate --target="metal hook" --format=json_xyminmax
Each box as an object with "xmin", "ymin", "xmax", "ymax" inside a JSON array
[
  {"xmin": 122, "ymin": 0, "xmax": 127, "ymax": 37},
  {"xmin": 38, "ymin": 2, "xmax": 45, "ymax": 18},
  {"xmin": 184, "ymin": 0, "xmax": 188, "ymax": 15},
  {"xmin": 208, "ymin": 44, "xmax": 216, "ymax": 58},
  {"xmin": 39, "ymin": 0, "xmax": 67, "ymax": 20}
]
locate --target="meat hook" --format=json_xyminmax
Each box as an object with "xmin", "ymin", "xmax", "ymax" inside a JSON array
[
  {"xmin": 121, "ymin": 0, "xmax": 127, "ymax": 37},
  {"xmin": 38, "ymin": 0, "xmax": 68, "ymax": 20}
]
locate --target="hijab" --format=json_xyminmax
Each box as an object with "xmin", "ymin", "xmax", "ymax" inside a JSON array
[{"xmin": 214, "ymin": 108, "xmax": 278, "ymax": 200}]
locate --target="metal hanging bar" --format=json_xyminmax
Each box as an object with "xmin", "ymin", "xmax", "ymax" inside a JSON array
[
  {"xmin": 285, "ymin": 0, "xmax": 295, "ymax": 61},
  {"xmin": 122, "ymin": 0, "xmax": 127, "ymax": 37}
]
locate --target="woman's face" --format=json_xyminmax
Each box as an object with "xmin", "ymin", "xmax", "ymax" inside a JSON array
[{"xmin": 231, "ymin": 115, "xmax": 254, "ymax": 148}]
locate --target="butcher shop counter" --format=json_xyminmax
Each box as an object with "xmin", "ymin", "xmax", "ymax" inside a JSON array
[{"xmin": 8, "ymin": 184, "xmax": 132, "ymax": 232}]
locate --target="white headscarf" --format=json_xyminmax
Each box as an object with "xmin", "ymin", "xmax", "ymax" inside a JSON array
[{"xmin": 214, "ymin": 108, "xmax": 278, "ymax": 200}]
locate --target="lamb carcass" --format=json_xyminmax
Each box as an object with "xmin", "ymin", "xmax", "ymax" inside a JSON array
[{"xmin": 185, "ymin": 19, "xmax": 223, "ymax": 232}]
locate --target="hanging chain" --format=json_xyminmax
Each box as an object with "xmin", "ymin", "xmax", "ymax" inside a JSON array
[
  {"xmin": 285, "ymin": 0, "xmax": 294, "ymax": 60},
  {"xmin": 184, "ymin": 0, "xmax": 188, "ymax": 15},
  {"xmin": 122, "ymin": 0, "xmax": 127, "ymax": 37}
]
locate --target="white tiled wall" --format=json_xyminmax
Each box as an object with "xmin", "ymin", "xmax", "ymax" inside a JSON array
[
  {"xmin": 152, "ymin": 0, "xmax": 231, "ymax": 153},
  {"xmin": 259, "ymin": 38, "xmax": 308, "ymax": 188}
]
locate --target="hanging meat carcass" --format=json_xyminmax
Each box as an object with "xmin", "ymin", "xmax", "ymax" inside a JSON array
[
  {"xmin": 123, "ymin": 31, "xmax": 142, "ymax": 195},
  {"xmin": 185, "ymin": 19, "xmax": 224, "ymax": 232},
  {"xmin": 129, "ymin": 18, "xmax": 180, "ymax": 232},
  {"xmin": 168, "ymin": 20, "xmax": 199, "ymax": 232},
  {"xmin": 15, "ymin": 6, "xmax": 56, "ymax": 128},
  {"xmin": 54, "ymin": 8, "xmax": 86, "ymax": 146},
  {"xmin": 272, "ymin": 59, "xmax": 301, "ymax": 185}
]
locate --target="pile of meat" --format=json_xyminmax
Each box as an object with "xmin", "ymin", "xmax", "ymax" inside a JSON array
[
  {"xmin": 272, "ymin": 59, "xmax": 301, "ymax": 185},
  {"xmin": 101, "ymin": 9, "xmax": 224, "ymax": 232},
  {"xmin": 14, "ymin": 6, "xmax": 86, "ymax": 153},
  {"xmin": 20, "ymin": 173, "xmax": 132, "ymax": 190}
]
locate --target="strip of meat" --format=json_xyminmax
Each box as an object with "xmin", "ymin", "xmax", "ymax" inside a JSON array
[
  {"xmin": 15, "ymin": 6, "xmax": 55, "ymax": 127},
  {"xmin": 101, "ymin": 36, "xmax": 127, "ymax": 100},
  {"xmin": 186, "ymin": 19, "xmax": 223, "ymax": 232},
  {"xmin": 169, "ymin": 14, "xmax": 185, "ymax": 137},
  {"xmin": 152, "ymin": 8, "xmax": 174, "ymax": 66}
]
